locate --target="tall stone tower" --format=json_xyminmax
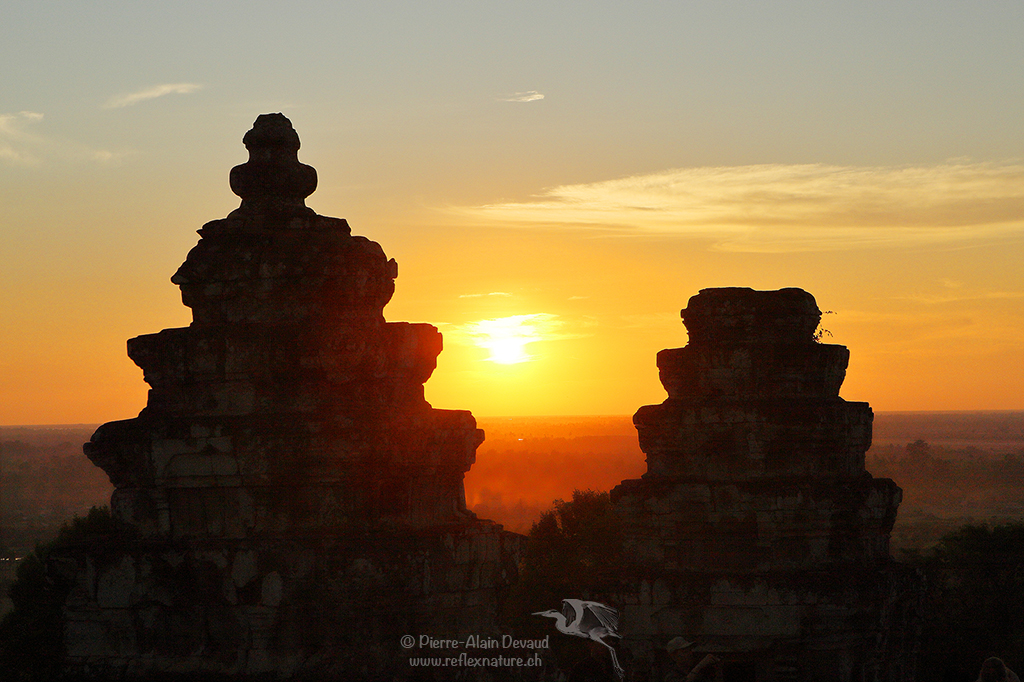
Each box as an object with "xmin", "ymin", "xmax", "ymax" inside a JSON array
[
  {"xmin": 59, "ymin": 114, "xmax": 520, "ymax": 679},
  {"xmin": 612, "ymin": 288, "xmax": 919, "ymax": 681}
]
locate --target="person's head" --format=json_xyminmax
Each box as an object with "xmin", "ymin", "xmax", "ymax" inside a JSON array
[
  {"xmin": 667, "ymin": 637, "xmax": 696, "ymax": 668},
  {"xmin": 980, "ymin": 657, "xmax": 1009, "ymax": 682}
]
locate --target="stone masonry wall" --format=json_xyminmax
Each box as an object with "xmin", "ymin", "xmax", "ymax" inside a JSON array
[
  {"xmin": 611, "ymin": 288, "xmax": 920, "ymax": 682},
  {"xmin": 56, "ymin": 114, "xmax": 521, "ymax": 681}
]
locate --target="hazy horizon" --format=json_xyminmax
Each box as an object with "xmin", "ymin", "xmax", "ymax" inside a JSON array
[
  {"xmin": 4, "ymin": 412, "xmax": 1021, "ymax": 546},
  {"xmin": 6, "ymin": 408, "xmax": 1024, "ymax": 430}
]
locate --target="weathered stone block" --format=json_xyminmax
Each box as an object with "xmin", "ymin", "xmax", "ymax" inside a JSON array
[{"xmin": 95, "ymin": 555, "xmax": 136, "ymax": 609}]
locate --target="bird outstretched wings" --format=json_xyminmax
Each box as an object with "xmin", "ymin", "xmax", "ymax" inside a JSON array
[
  {"xmin": 563, "ymin": 599, "xmax": 620, "ymax": 639},
  {"xmin": 535, "ymin": 598, "xmax": 625, "ymax": 679}
]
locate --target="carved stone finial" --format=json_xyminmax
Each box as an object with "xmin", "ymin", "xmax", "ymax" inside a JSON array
[{"xmin": 228, "ymin": 113, "xmax": 317, "ymax": 213}]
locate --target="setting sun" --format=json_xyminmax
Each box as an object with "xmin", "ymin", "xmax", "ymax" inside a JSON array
[
  {"xmin": 486, "ymin": 335, "xmax": 530, "ymax": 364},
  {"xmin": 460, "ymin": 314, "xmax": 559, "ymax": 364}
]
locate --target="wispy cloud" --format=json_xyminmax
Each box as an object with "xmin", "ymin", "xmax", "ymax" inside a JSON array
[
  {"xmin": 498, "ymin": 91, "xmax": 545, "ymax": 103},
  {"xmin": 104, "ymin": 83, "xmax": 203, "ymax": 109},
  {"xmin": 451, "ymin": 163, "xmax": 1024, "ymax": 252},
  {"xmin": 0, "ymin": 112, "xmax": 47, "ymax": 164},
  {"xmin": 449, "ymin": 313, "xmax": 566, "ymax": 341},
  {"xmin": 1, "ymin": 111, "xmax": 127, "ymax": 166},
  {"xmin": 898, "ymin": 290, "xmax": 1024, "ymax": 305},
  {"xmin": 459, "ymin": 292, "xmax": 513, "ymax": 298}
]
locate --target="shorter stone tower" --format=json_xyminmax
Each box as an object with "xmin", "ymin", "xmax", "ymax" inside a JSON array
[
  {"xmin": 612, "ymin": 288, "xmax": 919, "ymax": 681},
  {"xmin": 56, "ymin": 114, "xmax": 520, "ymax": 680}
]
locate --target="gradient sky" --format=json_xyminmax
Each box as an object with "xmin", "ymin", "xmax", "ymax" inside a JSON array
[{"xmin": 2, "ymin": 1, "xmax": 1024, "ymax": 424}]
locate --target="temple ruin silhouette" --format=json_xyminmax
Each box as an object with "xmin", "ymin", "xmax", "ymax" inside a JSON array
[
  {"xmin": 57, "ymin": 114, "xmax": 520, "ymax": 679},
  {"xmin": 611, "ymin": 288, "xmax": 920, "ymax": 680},
  {"xmin": 54, "ymin": 116, "xmax": 919, "ymax": 681}
]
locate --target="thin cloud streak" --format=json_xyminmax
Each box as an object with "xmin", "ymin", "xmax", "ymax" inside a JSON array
[
  {"xmin": 459, "ymin": 292, "xmax": 513, "ymax": 298},
  {"xmin": 898, "ymin": 290, "xmax": 1024, "ymax": 305},
  {"xmin": 452, "ymin": 163, "xmax": 1024, "ymax": 252},
  {"xmin": 449, "ymin": 313, "xmax": 563, "ymax": 341},
  {"xmin": 498, "ymin": 91, "xmax": 544, "ymax": 102},
  {"xmin": 1, "ymin": 111, "xmax": 127, "ymax": 166},
  {"xmin": 104, "ymin": 83, "xmax": 203, "ymax": 109},
  {"xmin": 0, "ymin": 112, "xmax": 46, "ymax": 164}
]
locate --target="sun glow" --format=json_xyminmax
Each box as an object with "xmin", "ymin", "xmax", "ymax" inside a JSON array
[
  {"xmin": 485, "ymin": 335, "xmax": 531, "ymax": 364},
  {"xmin": 462, "ymin": 314, "xmax": 557, "ymax": 364}
]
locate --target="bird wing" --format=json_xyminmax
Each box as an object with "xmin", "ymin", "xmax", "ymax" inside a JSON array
[
  {"xmin": 581, "ymin": 601, "xmax": 620, "ymax": 636},
  {"xmin": 561, "ymin": 599, "xmax": 583, "ymax": 630}
]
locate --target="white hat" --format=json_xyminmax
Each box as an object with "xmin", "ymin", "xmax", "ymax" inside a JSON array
[{"xmin": 667, "ymin": 637, "xmax": 695, "ymax": 653}]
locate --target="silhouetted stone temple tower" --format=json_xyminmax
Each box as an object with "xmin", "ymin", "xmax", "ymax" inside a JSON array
[
  {"xmin": 57, "ymin": 114, "xmax": 520, "ymax": 679},
  {"xmin": 611, "ymin": 288, "xmax": 920, "ymax": 682}
]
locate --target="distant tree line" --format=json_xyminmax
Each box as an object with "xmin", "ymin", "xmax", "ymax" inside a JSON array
[
  {"xmin": 0, "ymin": 439, "xmax": 112, "ymax": 555},
  {"xmin": 869, "ymin": 439, "xmax": 1024, "ymax": 489},
  {"xmin": 868, "ymin": 440, "xmax": 1024, "ymax": 553}
]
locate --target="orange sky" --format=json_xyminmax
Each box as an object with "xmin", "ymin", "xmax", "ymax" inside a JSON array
[{"xmin": 3, "ymin": 3, "xmax": 1024, "ymax": 424}]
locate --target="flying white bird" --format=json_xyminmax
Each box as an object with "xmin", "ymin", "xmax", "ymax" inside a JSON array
[{"xmin": 534, "ymin": 599, "xmax": 625, "ymax": 680}]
